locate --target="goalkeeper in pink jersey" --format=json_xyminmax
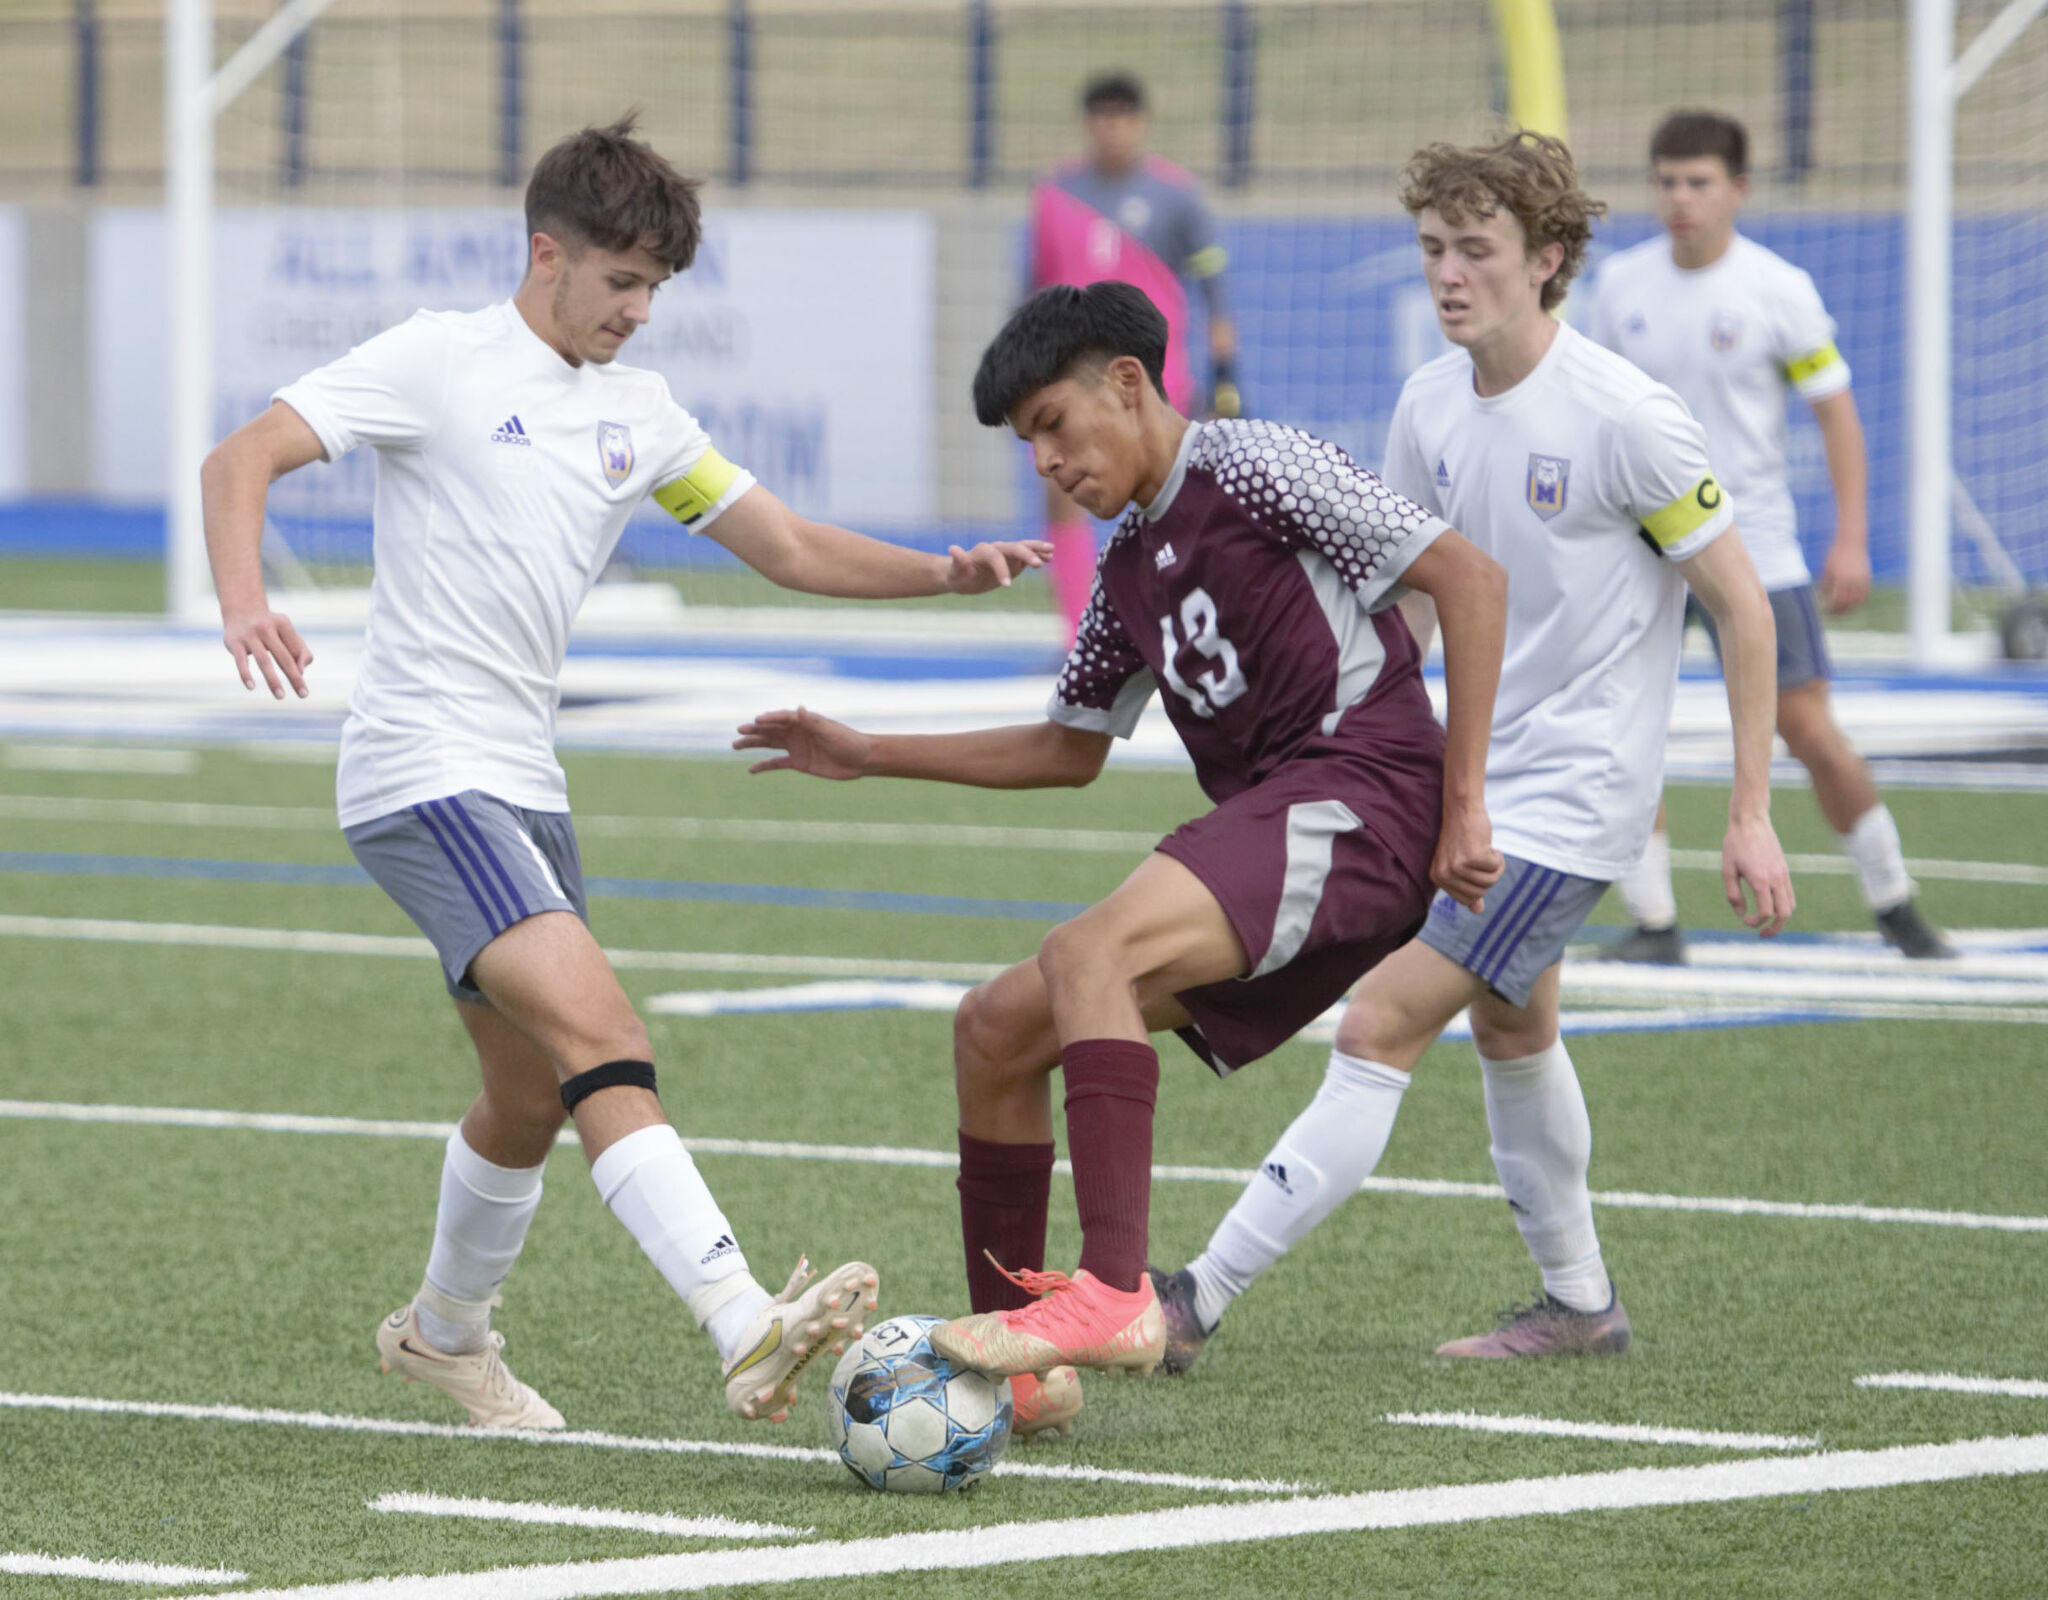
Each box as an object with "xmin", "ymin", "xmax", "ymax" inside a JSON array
[{"xmin": 1030, "ymin": 72, "xmax": 1238, "ymax": 639}]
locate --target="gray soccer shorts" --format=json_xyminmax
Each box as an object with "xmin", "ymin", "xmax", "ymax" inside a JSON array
[
  {"xmin": 1687, "ymin": 582, "xmax": 1834, "ymax": 690},
  {"xmin": 344, "ymin": 790, "xmax": 587, "ymax": 1001},
  {"xmin": 1418, "ymin": 853, "xmax": 1607, "ymax": 1008}
]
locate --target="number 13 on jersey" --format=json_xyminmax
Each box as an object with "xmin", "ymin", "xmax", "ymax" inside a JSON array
[{"xmin": 1159, "ymin": 586, "xmax": 1247, "ymax": 719}]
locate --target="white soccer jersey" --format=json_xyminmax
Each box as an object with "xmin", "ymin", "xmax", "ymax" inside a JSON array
[
  {"xmin": 276, "ymin": 301, "xmax": 756, "ymax": 827},
  {"xmin": 1588, "ymin": 233, "xmax": 1850, "ymax": 592},
  {"xmin": 1385, "ymin": 322, "xmax": 1734, "ymax": 879}
]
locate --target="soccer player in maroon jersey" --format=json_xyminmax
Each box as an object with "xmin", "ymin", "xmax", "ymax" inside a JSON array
[{"xmin": 736, "ymin": 281, "xmax": 1507, "ymax": 1433}]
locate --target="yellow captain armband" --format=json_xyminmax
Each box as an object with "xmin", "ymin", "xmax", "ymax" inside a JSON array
[
  {"xmin": 1784, "ymin": 343, "xmax": 1844, "ymax": 387},
  {"xmin": 1641, "ymin": 475, "xmax": 1728, "ymax": 552},
  {"xmin": 652, "ymin": 446, "xmax": 743, "ymax": 526},
  {"xmin": 1186, "ymin": 245, "xmax": 1228, "ymax": 279}
]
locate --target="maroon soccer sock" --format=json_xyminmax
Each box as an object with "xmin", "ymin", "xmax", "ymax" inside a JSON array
[
  {"xmin": 956, "ymin": 1131, "xmax": 1056, "ymax": 1313},
  {"xmin": 1063, "ymin": 1038, "xmax": 1161, "ymax": 1293}
]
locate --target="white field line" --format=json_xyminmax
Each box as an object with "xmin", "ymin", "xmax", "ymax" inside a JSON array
[
  {"xmin": 4, "ymin": 792, "xmax": 2048, "ymax": 887},
  {"xmin": 7, "ymin": 914, "xmax": 2046, "ymax": 1022},
  {"xmin": 0, "ymin": 1552, "xmax": 244, "ymax": 1585},
  {"xmin": 1664, "ymin": 942, "xmax": 2048, "ymax": 980},
  {"xmin": 1332, "ymin": 999, "xmax": 2048, "ymax": 1033},
  {"xmin": 0, "ymin": 745, "xmax": 199, "ymax": 775},
  {"xmin": 1559, "ymin": 963, "xmax": 2048, "ymax": 1009},
  {"xmin": 0, "ymin": 1392, "xmax": 1306, "ymax": 1496},
  {"xmin": 1383, "ymin": 1411, "xmax": 1820, "ymax": 1451},
  {"xmin": 650, "ymin": 981, "xmax": 2048, "ymax": 1035},
  {"xmin": 185, "ymin": 1432, "xmax": 2048, "ymax": 1599},
  {"xmin": 1671, "ymin": 846, "xmax": 2048, "ymax": 889},
  {"xmin": 368, "ymin": 1493, "xmax": 810, "ymax": 1540},
  {"xmin": 647, "ymin": 980, "xmax": 971, "ymax": 1016},
  {"xmin": 5, "ymin": 1099, "xmax": 2045, "ymax": 1235},
  {"xmin": 0, "ymin": 794, "xmax": 1161, "ymax": 857},
  {"xmin": 1857, "ymin": 1372, "xmax": 2048, "ymax": 1399},
  {"xmin": 0, "ymin": 914, "xmax": 1005, "ymax": 982}
]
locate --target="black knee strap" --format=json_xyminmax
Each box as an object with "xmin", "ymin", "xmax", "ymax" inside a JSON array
[{"xmin": 561, "ymin": 1059, "xmax": 658, "ymax": 1113}]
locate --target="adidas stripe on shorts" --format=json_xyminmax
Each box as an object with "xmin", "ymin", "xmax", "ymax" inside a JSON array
[
  {"xmin": 345, "ymin": 790, "xmax": 587, "ymax": 1001},
  {"xmin": 1417, "ymin": 853, "xmax": 1607, "ymax": 1008}
]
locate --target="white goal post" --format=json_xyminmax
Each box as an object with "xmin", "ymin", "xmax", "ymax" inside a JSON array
[
  {"xmin": 1908, "ymin": 0, "xmax": 2048, "ymax": 664},
  {"xmin": 166, "ymin": 0, "xmax": 342, "ymax": 624}
]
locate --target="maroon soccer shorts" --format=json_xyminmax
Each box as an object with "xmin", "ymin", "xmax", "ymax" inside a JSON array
[{"xmin": 1155, "ymin": 757, "xmax": 1437, "ymax": 1075}]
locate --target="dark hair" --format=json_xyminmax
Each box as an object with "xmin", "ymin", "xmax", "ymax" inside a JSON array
[
  {"xmin": 524, "ymin": 112, "xmax": 703, "ymax": 272},
  {"xmin": 1649, "ymin": 110, "xmax": 1749, "ymax": 178},
  {"xmin": 1081, "ymin": 72, "xmax": 1146, "ymax": 115},
  {"xmin": 972, "ymin": 282, "xmax": 1169, "ymax": 427},
  {"xmin": 1400, "ymin": 132, "xmax": 1606, "ymax": 313}
]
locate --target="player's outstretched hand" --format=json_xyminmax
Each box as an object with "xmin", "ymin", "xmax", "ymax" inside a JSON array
[
  {"xmin": 223, "ymin": 605, "xmax": 314, "ymax": 699},
  {"xmin": 944, "ymin": 539, "xmax": 1053, "ymax": 595},
  {"xmin": 1722, "ymin": 812, "xmax": 1794, "ymax": 936},
  {"xmin": 1431, "ymin": 801, "xmax": 1503, "ymax": 913},
  {"xmin": 1818, "ymin": 541, "xmax": 1872, "ymax": 615},
  {"xmin": 734, "ymin": 706, "xmax": 872, "ymax": 780}
]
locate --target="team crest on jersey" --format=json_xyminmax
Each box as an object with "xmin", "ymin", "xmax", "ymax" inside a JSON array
[
  {"xmin": 1526, "ymin": 454, "xmax": 1570, "ymax": 521},
  {"xmin": 1710, "ymin": 312, "xmax": 1742, "ymax": 353},
  {"xmin": 596, "ymin": 422, "xmax": 634, "ymax": 486}
]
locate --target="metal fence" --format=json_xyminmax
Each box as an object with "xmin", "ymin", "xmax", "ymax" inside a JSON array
[{"xmin": 6, "ymin": 0, "xmax": 2024, "ymax": 202}]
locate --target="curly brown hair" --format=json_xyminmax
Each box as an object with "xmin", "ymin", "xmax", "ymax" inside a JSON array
[{"xmin": 1399, "ymin": 133, "xmax": 1606, "ymax": 312}]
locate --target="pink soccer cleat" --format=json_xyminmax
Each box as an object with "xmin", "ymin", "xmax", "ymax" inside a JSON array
[
  {"xmin": 1010, "ymin": 1365, "xmax": 1084, "ymax": 1438},
  {"xmin": 931, "ymin": 1258, "xmax": 1162, "ymax": 1379}
]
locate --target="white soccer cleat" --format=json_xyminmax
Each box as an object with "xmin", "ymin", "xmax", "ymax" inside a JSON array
[
  {"xmin": 723, "ymin": 1256, "xmax": 880, "ymax": 1423},
  {"xmin": 375, "ymin": 1302, "xmax": 565, "ymax": 1430}
]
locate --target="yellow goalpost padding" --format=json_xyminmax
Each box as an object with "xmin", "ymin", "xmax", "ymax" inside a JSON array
[{"xmin": 1492, "ymin": 0, "xmax": 1570, "ymax": 141}]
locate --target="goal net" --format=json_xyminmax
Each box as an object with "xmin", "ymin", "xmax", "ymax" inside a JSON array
[{"xmin": 145, "ymin": 0, "xmax": 2047, "ymax": 645}]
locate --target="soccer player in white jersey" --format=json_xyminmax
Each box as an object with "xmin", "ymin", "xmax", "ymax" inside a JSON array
[
  {"xmin": 1589, "ymin": 110, "xmax": 1952, "ymax": 962},
  {"xmin": 1150, "ymin": 133, "xmax": 1795, "ymax": 1366},
  {"xmin": 200, "ymin": 117, "xmax": 1048, "ymax": 1430}
]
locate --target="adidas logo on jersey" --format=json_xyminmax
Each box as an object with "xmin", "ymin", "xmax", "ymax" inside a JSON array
[
  {"xmin": 1435, "ymin": 458, "xmax": 1451, "ymax": 489},
  {"xmin": 1260, "ymin": 1160, "xmax": 1293, "ymax": 1196},
  {"xmin": 699, "ymin": 1232, "xmax": 740, "ymax": 1265},
  {"xmin": 491, "ymin": 415, "xmax": 532, "ymax": 446},
  {"xmin": 1155, "ymin": 541, "xmax": 1178, "ymax": 571}
]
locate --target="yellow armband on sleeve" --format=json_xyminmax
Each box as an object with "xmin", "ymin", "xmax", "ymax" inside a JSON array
[
  {"xmin": 652, "ymin": 446, "xmax": 743, "ymax": 526},
  {"xmin": 1641, "ymin": 475, "xmax": 1726, "ymax": 551},
  {"xmin": 1783, "ymin": 343, "xmax": 1844, "ymax": 386}
]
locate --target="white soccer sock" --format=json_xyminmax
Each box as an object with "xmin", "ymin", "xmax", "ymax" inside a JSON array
[
  {"xmin": 589, "ymin": 1123, "xmax": 770, "ymax": 1362},
  {"xmin": 1480, "ymin": 1041, "xmax": 1610, "ymax": 1313},
  {"xmin": 1186, "ymin": 1051, "xmax": 1411, "ymax": 1332},
  {"xmin": 417, "ymin": 1129, "xmax": 546, "ymax": 1355},
  {"xmin": 1838, "ymin": 803, "xmax": 1914, "ymax": 912},
  {"xmin": 1616, "ymin": 827, "xmax": 1678, "ymax": 930}
]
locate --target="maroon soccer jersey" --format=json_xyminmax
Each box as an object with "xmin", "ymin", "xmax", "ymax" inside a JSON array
[
  {"xmin": 1049, "ymin": 419, "xmax": 1449, "ymax": 804},
  {"xmin": 1048, "ymin": 419, "xmax": 1454, "ymax": 1072}
]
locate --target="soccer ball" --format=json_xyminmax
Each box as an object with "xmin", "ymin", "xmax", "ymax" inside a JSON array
[{"xmin": 825, "ymin": 1314, "xmax": 1013, "ymax": 1493}]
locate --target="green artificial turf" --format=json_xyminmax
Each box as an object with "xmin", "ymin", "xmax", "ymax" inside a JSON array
[{"xmin": 0, "ymin": 750, "xmax": 2044, "ymax": 1597}]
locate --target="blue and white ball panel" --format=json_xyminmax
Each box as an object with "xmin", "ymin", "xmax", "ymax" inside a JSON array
[
  {"xmin": 826, "ymin": 1314, "xmax": 1013, "ymax": 1494},
  {"xmin": 1420, "ymin": 854, "xmax": 1608, "ymax": 1008}
]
